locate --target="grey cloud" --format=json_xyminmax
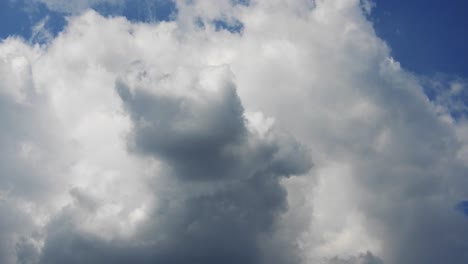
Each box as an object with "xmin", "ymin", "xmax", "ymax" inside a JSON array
[
  {"xmin": 16, "ymin": 237, "xmax": 41, "ymax": 264},
  {"xmin": 115, "ymin": 66, "xmax": 310, "ymax": 181},
  {"xmin": 69, "ymin": 187, "xmax": 100, "ymax": 212},
  {"xmin": 115, "ymin": 76, "xmax": 245, "ymax": 181},
  {"xmin": 0, "ymin": 202, "xmax": 36, "ymax": 264},
  {"xmin": 36, "ymin": 65, "xmax": 312, "ymax": 264},
  {"xmin": 347, "ymin": 62, "xmax": 468, "ymax": 264},
  {"xmin": 326, "ymin": 252, "xmax": 383, "ymax": 264}
]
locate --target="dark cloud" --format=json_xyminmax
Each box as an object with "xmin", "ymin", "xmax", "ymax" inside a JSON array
[
  {"xmin": 0, "ymin": 202, "xmax": 36, "ymax": 264},
  {"xmin": 326, "ymin": 252, "xmax": 383, "ymax": 264},
  {"xmin": 115, "ymin": 72, "xmax": 246, "ymax": 181},
  {"xmin": 36, "ymin": 65, "xmax": 312, "ymax": 264}
]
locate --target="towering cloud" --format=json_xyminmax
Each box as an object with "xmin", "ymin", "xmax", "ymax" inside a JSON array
[{"xmin": 0, "ymin": 0, "xmax": 467, "ymax": 264}]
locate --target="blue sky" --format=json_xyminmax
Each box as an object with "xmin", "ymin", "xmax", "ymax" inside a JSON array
[
  {"xmin": 370, "ymin": 0, "xmax": 468, "ymax": 77},
  {"xmin": 0, "ymin": 0, "xmax": 176, "ymax": 42},
  {"xmin": 0, "ymin": 0, "xmax": 66, "ymax": 41}
]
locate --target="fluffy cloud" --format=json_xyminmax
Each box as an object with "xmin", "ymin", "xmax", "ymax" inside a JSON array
[{"xmin": 1, "ymin": 0, "xmax": 468, "ymax": 263}]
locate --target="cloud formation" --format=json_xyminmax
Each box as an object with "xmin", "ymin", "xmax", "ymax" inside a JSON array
[{"xmin": 1, "ymin": 0, "xmax": 468, "ymax": 264}]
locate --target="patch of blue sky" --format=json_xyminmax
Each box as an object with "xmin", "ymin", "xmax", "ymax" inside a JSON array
[
  {"xmin": 369, "ymin": 0, "xmax": 468, "ymax": 120},
  {"xmin": 94, "ymin": 0, "xmax": 177, "ymax": 22},
  {"xmin": 213, "ymin": 18, "xmax": 244, "ymax": 33},
  {"xmin": 455, "ymin": 201, "xmax": 468, "ymax": 217},
  {"xmin": 0, "ymin": 0, "xmax": 67, "ymax": 42},
  {"xmin": 0, "ymin": 0, "xmax": 177, "ymax": 44},
  {"xmin": 230, "ymin": 0, "xmax": 250, "ymax": 6},
  {"xmin": 420, "ymin": 75, "xmax": 468, "ymax": 120},
  {"xmin": 370, "ymin": 0, "xmax": 468, "ymax": 77},
  {"xmin": 194, "ymin": 17, "xmax": 244, "ymax": 34}
]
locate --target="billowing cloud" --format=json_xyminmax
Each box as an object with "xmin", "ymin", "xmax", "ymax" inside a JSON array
[{"xmin": 1, "ymin": 0, "xmax": 468, "ymax": 264}]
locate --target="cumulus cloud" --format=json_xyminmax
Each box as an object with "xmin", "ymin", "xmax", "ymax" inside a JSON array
[{"xmin": 1, "ymin": 0, "xmax": 468, "ymax": 263}]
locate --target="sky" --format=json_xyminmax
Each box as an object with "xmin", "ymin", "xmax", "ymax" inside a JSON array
[
  {"xmin": 0, "ymin": 0, "xmax": 467, "ymax": 264},
  {"xmin": 370, "ymin": 0, "xmax": 468, "ymax": 77}
]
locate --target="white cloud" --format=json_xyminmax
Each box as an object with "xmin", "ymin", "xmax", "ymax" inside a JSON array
[{"xmin": 0, "ymin": 0, "xmax": 468, "ymax": 263}]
